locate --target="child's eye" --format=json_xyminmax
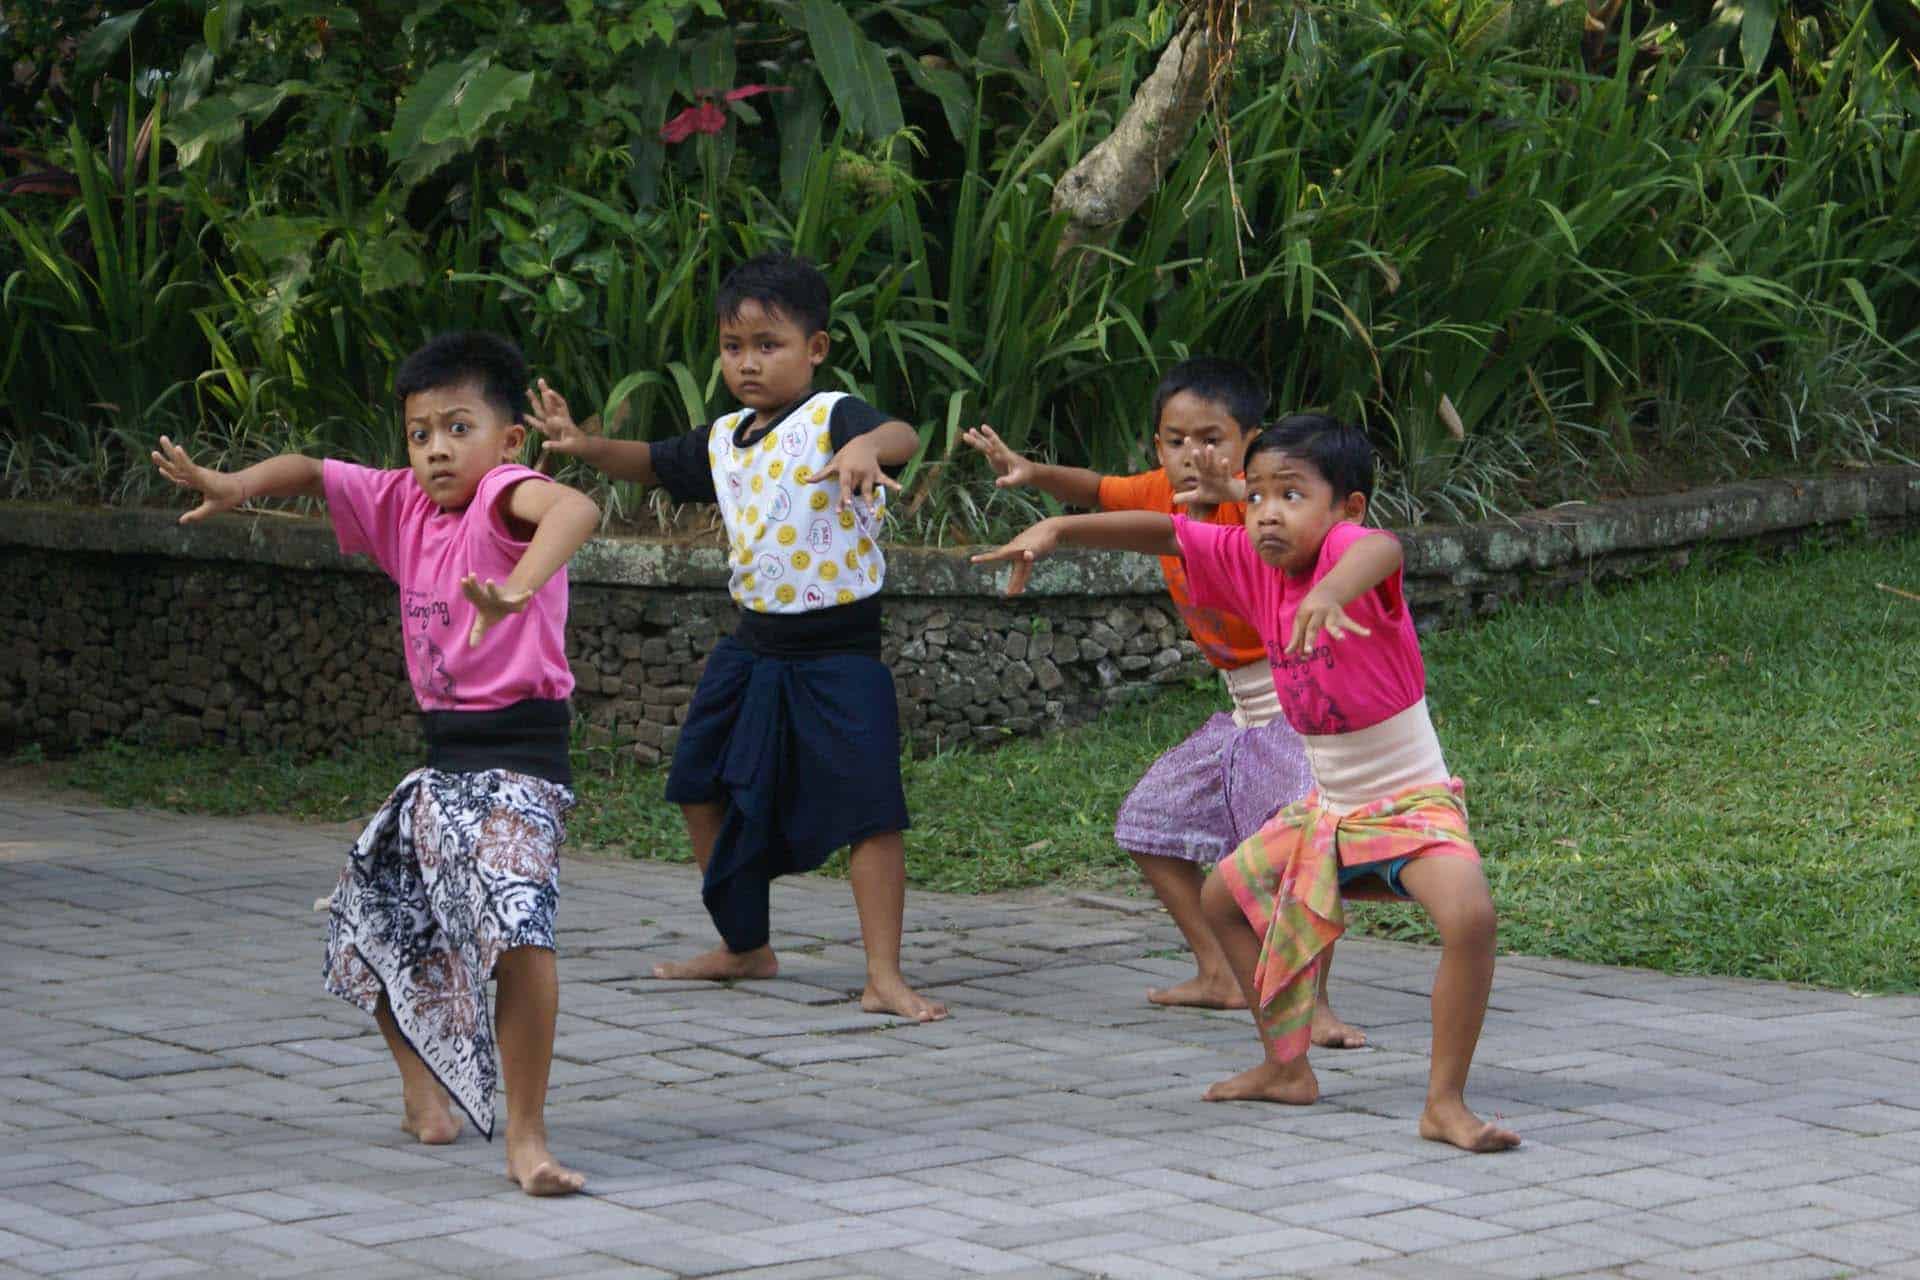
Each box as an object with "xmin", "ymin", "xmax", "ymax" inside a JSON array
[
  {"xmin": 450, "ymin": 421, "xmax": 469, "ymax": 435},
  {"xmin": 410, "ymin": 430, "xmax": 428, "ymax": 444}
]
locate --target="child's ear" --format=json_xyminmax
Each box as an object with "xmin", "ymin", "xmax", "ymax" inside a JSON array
[
  {"xmin": 808, "ymin": 330, "xmax": 829, "ymax": 366},
  {"xmin": 1340, "ymin": 490, "xmax": 1369, "ymax": 523},
  {"xmin": 502, "ymin": 421, "xmax": 528, "ymax": 459}
]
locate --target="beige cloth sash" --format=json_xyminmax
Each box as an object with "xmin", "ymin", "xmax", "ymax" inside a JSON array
[
  {"xmin": 1299, "ymin": 698, "xmax": 1449, "ymax": 816},
  {"xmin": 1222, "ymin": 662, "xmax": 1283, "ymax": 729}
]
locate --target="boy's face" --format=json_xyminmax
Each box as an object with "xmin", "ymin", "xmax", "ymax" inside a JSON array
[
  {"xmin": 403, "ymin": 380, "xmax": 526, "ymax": 511},
  {"xmin": 718, "ymin": 299, "xmax": 827, "ymax": 413},
  {"xmin": 1153, "ymin": 391, "xmax": 1252, "ymax": 503},
  {"xmin": 1242, "ymin": 449, "xmax": 1367, "ymax": 575}
]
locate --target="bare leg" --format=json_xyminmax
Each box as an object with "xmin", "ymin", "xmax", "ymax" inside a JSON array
[
  {"xmin": 1136, "ymin": 853, "xmax": 1245, "ymax": 1009},
  {"xmin": 1396, "ymin": 857, "xmax": 1519, "ymax": 1153},
  {"xmin": 652, "ymin": 800, "xmax": 778, "ymax": 981},
  {"xmin": 494, "ymin": 946, "xmax": 585, "ymax": 1195},
  {"xmin": 1198, "ymin": 872, "xmax": 1317, "ymax": 1104},
  {"xmin": 371, "ymin": 993, "xmax": 461, "ymax": 1144},
  {"xmin": 1312, "ymin": 939, "xmax": 1367, "ymax": 1048},
  {"xmin": 848, "ymin": 830, "xmax": 947, "ymax": 1022}
]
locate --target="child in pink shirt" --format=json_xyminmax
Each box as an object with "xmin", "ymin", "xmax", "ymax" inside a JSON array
[
  {"xmin": 975, "ymin": 414, "xmax": 1517, "ymax": 1153},
  {"xmin": 152, "ymin": 332, "xmax": 603, "ymax": 1193}
]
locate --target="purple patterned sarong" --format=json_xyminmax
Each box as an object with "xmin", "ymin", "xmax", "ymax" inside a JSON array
[{"xmin": 1114, "ymin": 710, "xmax": 1313, "ymax": 864}]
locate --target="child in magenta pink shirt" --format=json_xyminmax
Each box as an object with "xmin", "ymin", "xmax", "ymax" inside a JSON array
[
  {"xmin": 975, "ymin": 414, "xmax": 1518, "ymax": 1154},
  {"xmin": 1173, "ymin": 517, "xmax": 1425, "ymax": 735},
  {"xmin": 152, "ymin": 332, "xmax": 602, "ymax": 1194}
]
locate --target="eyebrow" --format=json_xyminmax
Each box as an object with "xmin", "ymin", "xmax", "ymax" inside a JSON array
[{"xmin": 404, "ymin": 404, "xmax": 480, "ymax": 426}]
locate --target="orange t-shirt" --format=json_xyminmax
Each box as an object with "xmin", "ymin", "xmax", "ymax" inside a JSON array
[{"xmin": 1097, "ymin": 469, "xmax": 1264, "ymax": 670}]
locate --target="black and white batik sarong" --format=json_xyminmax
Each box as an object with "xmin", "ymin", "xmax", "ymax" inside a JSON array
[{"xmin": 323, "ymin": 767, "xmax": 571, "ymax": 1137}]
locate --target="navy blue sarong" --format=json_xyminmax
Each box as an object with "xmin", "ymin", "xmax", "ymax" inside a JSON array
[{"xmin": 664, "ymin": 636, "xmax": 910, "ymax": 953}]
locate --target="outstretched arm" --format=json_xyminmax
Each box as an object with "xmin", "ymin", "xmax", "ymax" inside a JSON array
[
  {"xmin": 1287, "ymin": 532, "xmax": 1401, "ymax": 656},
  {"xmin": 150, "ymin": 437, "xmax": 325, "ymax": 523},
  {"xmin": 525, "ymin": 379, "xmax": 657, "ymax": 485},
  {"xmin": 961, "ymin": 424, "xmax": 1104, "ymax": 509},
  {"xmin": 970, "ymin": 511, "xmax": 1179, "ymax": 596},
  {"xmin": 459, "ymin": 479, "xmax": 601, "ymax": 646}
]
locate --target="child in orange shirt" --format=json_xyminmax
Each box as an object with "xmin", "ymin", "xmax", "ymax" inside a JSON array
[{"xmin": 965, "ymin": 359, "xmax": 1361, "ymax": 1046}]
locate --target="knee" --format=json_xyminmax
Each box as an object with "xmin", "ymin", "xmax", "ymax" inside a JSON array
[
  {"xmin": 1431, "ymin": 892, "xmax": 1497, "ymax": 951},
  {"xmin": 1200, "ymin": 872, "xmax": 1242, "ymax": 928}
]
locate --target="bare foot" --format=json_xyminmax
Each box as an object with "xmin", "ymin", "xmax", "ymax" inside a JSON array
[
  {"xmin": 1203, "ymin": 1059, "xmax": 1319, "ymax": 1105},
  {"xmin": 1419, "ymin": 1096, "xmax": 1521, "ymax": 1153},
  {"xmin": 651, "ymin": 944, "xmax": 778, "ymax": 981},
  {"xmin": 1311, "ymin": 998, "xmax": 1367, "ymax": 1049},
  {"xmin": 506, "ymin": 1139, "xmax": 586, "ymax": 1196},
  {"xmin": 1147, "ymin": 973, "xmax": 1248, "ymax": 1009},
  {"xmin": 861, "ymin": 972, "xmax": 948, "ymax": 1022},
  {"xmin": 400, "ymin": 1087, "xmax": 461, "ymax": 1145}
]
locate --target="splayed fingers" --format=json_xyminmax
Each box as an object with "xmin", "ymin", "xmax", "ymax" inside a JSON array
[
  {"xmin": 961, "ymin": 423, "xmax": 1027, "ymax": 486},
  {"xmin": 525, "ymin": 379, "xmax": 590, "ymax": 455},
  {"xmin": 809, "ymin": 453, "xmax": 901, "ymax": 511},
  {"xmin": 150, "ymin": 436, "xmax": 241, "ymax": 523},
  {"xmin": 459, "ymin": 574, "xmax": 532, "ymax": 646},
  {"xmin": 1173, "ymin": 444, "xmax": 1242, "ymax": 507}
]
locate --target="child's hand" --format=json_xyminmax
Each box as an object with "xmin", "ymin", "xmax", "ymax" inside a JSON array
[
  {"xmin": 969, "ymin": 519, "xmax": 1061, "ymax": 596},
  {"xmin": 961, "ymin": 423, "xmax": 1038, "ymax": 489},
  {"xmin": 1172, "ymin": 444, "xmax": 1246, "ymax": 508},
  {"xmin": 525, "ymin": 379, "xmax": 595, "ymax": 458},
  {"xmin": 811, "ymin": 434, "xmax": 901, "ymax": 511},
  {"xmin": 150, "ymin": 435, "xmax": 246, "ymax": 524},
  {"xmin": 460, "ymin": 574, "xmax": 533, "ymax": 646},
  {"xmin": 1286, "ymin": 586, "xmax": 1372, "ymax": 657}
]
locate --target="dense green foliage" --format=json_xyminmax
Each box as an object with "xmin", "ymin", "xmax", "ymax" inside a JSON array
[
  {"xmin": 4, "ymin": 1, "xmax": 1919, "ymax": 530},
  {"xmin": 46, "ymin": 529, "xmax": 1920, "ymax": 993}
]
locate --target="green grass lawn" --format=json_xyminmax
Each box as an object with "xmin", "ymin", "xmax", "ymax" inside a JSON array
[{"xmin": 38, "ymin": 530, "xmax": 1920, "ymax": 993}]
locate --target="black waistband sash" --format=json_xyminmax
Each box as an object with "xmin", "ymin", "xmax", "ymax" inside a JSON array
[
  {"xmin": 419, "ymin": 698, "xmax": 572, "ymax": 786},
  {"xmin": 733, "ymin": 594, "xmax": 883, "ymax": 658}
]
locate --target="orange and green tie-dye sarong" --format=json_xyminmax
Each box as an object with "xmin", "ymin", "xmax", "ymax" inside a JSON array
[{"xmin": 1215, "ymin": 780, "xmax": 1479, "ymax": 1063}]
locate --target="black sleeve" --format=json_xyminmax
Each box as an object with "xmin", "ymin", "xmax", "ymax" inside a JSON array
[
  {"xmin": 828, "ymin": 396, "xmax": 910, "ymax": 475},
  {"xmin": 647, "ymin": 425, "xmax": 718, "ymax": 505}
]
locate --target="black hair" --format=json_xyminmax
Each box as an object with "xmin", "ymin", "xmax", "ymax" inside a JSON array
[
  {"xmin": 394, "ymin": 331, "xmax": 527, "ymax": 423},
  {"xmin": 715, "ymin": 252, "xmax": 832, "ymax": 336},
  {"xmin": 1152, "ymin": 357, "xmax": 1268, "ymax": 437},
  {"xmin": 1243, "ymin": 413, "xmax": 1375, "ymax": 500}
]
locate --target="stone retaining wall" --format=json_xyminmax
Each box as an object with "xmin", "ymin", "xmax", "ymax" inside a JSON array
[{"xmin": 6, "ymin": 466, "xmax": 1916, "ymax": 759}]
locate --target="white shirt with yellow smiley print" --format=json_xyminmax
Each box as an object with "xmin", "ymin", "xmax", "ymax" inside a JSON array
[{"xmin": 708, "ymin": 391, "xmax": 887, "ymax": 615}]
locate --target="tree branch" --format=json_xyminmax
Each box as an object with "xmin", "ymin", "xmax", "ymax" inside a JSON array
[{"xmin": 1050, "ymin": 12, "xmax": 1214, "ymax": 255}]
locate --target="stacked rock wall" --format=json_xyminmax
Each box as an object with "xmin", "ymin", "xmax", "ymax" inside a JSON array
[
  {"xmin": 2, "ymin": 548, "xmax": 1204, "ymax": 760},
  {"xmin": 6, "ymin": 467, "xmax": 1917, "ymax": 758}
]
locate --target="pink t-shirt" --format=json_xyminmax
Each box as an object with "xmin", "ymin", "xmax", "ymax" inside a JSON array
[
  {"xmin": 323, "ymin": 460, "xmax": 573, "ymax": 712},
  {"xmin": 1173, "ymin": 517, "xmax": 1423, "ymax": 736}
]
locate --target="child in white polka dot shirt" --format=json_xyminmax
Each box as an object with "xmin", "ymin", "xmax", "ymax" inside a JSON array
[{"xmin": 531, "ymin": 252, "xmax": 947, "ymax": 1023}]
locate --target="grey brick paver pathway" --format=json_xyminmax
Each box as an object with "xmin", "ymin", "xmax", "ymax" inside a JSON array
[{"xmin": 4, "ymin": 795, "xmax": 1920, "ymax": 1279}]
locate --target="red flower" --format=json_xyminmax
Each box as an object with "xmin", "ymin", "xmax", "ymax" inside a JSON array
[
  {"xmin": 661, "ymin": 100, "xmax": 726, "ymax": 143},
  {"xmin": 660, "ymin": 85, "xmax": 794, "ymax": 144}
]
